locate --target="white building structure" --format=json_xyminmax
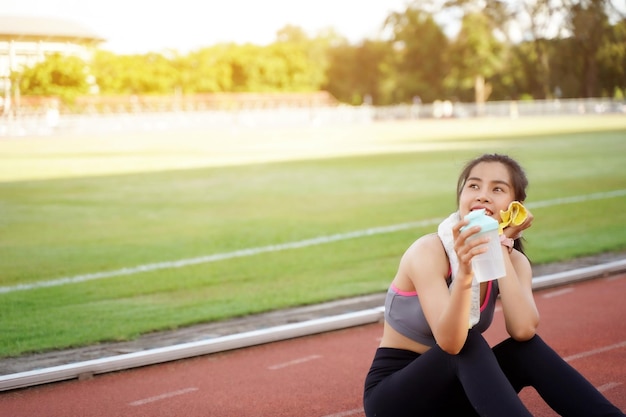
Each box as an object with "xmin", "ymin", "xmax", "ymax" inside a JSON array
[{"xmin": 0, "ymin": 15, "xmax": 104, "ymax": 114}]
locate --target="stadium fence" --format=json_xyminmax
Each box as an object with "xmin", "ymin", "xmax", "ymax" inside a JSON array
[{"xmin": 1, "ymin": 97, "xmax": 624, "ymax": 137}]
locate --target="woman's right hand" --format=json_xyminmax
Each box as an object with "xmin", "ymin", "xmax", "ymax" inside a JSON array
[{"xmin": 452, "ymin": 219, "xmax": 489, "ymax": 278}]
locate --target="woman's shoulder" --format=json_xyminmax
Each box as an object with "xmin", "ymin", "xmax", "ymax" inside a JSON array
[
  {"xmin": 396, "ymin": 232, "xmax": 449, "ymax": 287},
  {"xmin": 402, "ymin": 233, "xmax": 448, "ymax": 267},
  {"xmin": 407, "ymin": 232, "xmax": 444, "ymax": 253}
]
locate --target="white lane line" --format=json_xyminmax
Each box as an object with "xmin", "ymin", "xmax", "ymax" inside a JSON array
[
  {"xmin": 128, "ymin": 387, "xmax": 199, "ymax": 406},
  {"xmin": 598, "ymin": 382, "xmax": 623, "ymax": 393},
  {"xmin": 564, "ymin": 341, "xmax": 626, "ymax": 362},
  {"xmin": 607, "ymin": 274, "xmax": 625, "ymax": 282},
  {"xmin": 267, "ymin": 354, "xmax": 322, "ymax": 370},
  {"xmin": 541, "ymin": 288, "xmax": 574, "ymax": 298},
  {"xmin": 2, "ymin": 189, "xmax": 625, "ymax": 294},
  {"xmin": 321, "ymin": 408, "xmax": 364, "ymax": 417}
]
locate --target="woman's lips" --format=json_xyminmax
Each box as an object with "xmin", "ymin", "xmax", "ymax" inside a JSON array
[{"xmin": 471, "ymin": 207, "xmax": 493, "ymax": 216}]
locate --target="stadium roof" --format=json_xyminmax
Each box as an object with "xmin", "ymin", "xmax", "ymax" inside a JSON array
[{"xmin": 0, "ymin": 15, "xmax": 105, "ymax": 43}]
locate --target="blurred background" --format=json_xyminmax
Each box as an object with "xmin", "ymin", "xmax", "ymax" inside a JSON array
[
  {"xmin": 1, "ymin": 0, "xmax": 625, "ymax": 136},
  {"xmin": 1, "ymin": 0, "xmax": 625, "ymax": 364}
]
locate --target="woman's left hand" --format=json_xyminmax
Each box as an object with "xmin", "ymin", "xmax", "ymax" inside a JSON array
[{"xmin": 503, "ymin": 207, "xmax": 534, "ymax": 239}]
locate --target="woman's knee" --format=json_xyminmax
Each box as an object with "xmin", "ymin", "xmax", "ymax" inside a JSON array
[
  {"xmin": 459, "ymin": 329, "xmax": 494, "ymax": 358},
  {"xmin": 494, "ymin": 334, "xmax": 553, "ymax": 359},
  {"xmin": 492, "ymin": 334, "xmax": 560, "ymax": 389}
]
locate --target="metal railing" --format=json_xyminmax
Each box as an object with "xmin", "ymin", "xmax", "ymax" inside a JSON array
[
  {"xmin": 1, "ymin": 98, "xmax": 624, "ymax": 138},
  {"xmin": 1, "ymin": 259, "xmax": 625, "ymax": 391}
]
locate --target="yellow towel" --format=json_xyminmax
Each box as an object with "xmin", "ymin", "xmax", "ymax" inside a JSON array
[{"xmin": 499, "ymin": 201, "xmax": 528, "ymax": 234}]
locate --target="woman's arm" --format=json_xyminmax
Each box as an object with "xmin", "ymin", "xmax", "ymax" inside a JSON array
[
  {"xmin": 498, "ymin": 209, "xmax": 539, "ymax": 340},
  {"xmin": 405, "ymin": 222, "xmax": 488, "ymax": 354},
  {"xmin": 498, "ymin": 248, "xmax": 540, "ymax": 340}
]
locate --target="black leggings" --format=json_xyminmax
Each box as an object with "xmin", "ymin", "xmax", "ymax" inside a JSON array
[{"xmin": 363, "ymin": 330, "xmax": 624, "ymax": 417}]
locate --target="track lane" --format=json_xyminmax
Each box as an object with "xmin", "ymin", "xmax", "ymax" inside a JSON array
[{"xmin": 0, "ymin": 274, "xmax": 624, "ymax": 417}]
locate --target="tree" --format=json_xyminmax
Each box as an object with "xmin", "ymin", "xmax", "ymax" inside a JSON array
[
  {"xmin": 384, "ymin": 6, "xmax": 449, "ymax": 103},
  {"xmin": 446, "ymin": 12, "xmax": 505, "ymax": 107},
  {"xmin": 567, "ymin": 0, "xmax": 613, "ymax": 97},
  {"xmin": 17, "ymin": 53, "xmax": 90, "ymax": 103},
  {"xmin": 597, "ymin": 18, "xmax": 626, "ymax": 97},
  {"xmin": 275, "ymin": 25, "xmax": 310, "ymax": 44},
  {"xmin": 92, "ymin": 51, "xmax": 178, "ymax": 95},
  {"xmin": 183, "ymin": 45, "xmax": 234, "ymax": 93},
  {"xmin": 276, "ymin": 25, "xmax": 333, "ymax": 92},
  {"xmin": 324, "ymin": 40, "xmax": 395, "ymax": 105}
]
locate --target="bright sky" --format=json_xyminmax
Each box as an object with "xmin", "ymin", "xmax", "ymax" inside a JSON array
[{"xmin": 0, "ymin": 0, "xmax": 412, "ymax": 53}]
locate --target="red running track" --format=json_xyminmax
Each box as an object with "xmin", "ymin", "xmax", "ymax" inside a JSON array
[{"xmin": 1, "ymin": 274, "xmax": 625, "ymax": 417}]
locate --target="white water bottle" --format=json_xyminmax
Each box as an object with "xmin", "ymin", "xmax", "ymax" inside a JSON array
[{"xmin": 461, "ymin": 209, "xmax": 506, "ymax": 282}]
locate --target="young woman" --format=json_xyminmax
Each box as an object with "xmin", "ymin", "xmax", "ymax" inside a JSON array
[{"xmin": 363, "ymin": 153, "xmax": 624, "ymax": 416}]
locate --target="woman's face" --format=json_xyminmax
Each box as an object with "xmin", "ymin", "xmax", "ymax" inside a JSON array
[{"xmin": 458, "ymin": 161, "xmax": 515, "ymax": 221}]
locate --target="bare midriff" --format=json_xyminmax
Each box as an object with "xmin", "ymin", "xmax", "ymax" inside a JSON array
[{"xmin": 379, "ymin": 320, "xmax": 432, "ymax": 354}]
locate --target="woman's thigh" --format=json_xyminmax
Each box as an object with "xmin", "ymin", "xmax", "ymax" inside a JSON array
[{"xmin": 364, "ymin": 347, "xmax": 478, "ymax": 417}]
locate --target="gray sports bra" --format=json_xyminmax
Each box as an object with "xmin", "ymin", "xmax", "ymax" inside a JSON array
[{"xmin": 384, "ymin": 277, "xmax": 499, "ymax": 347}]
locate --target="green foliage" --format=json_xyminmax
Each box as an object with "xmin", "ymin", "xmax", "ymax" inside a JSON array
[
  {"xmin": 445, "ymin": 12, "xmax": 504, "ymax": 101},
  {"xmin": 92, "ymin": 50, "xmax": 179, "ymax": 94},
  {"xmin": 597, "ymin": 19, "xmax": 626, "ymax": 97},
  {"xmin": 223, "ymin": 42, "xmax": 319, "ymax": 92},
  {"xmin": 9, "ymin": 3, "xmax": 626, "ymax": 105},
  {"xmin": 324, "ymin": 40, "xmax": 395, "ymax": 105},
  {"xmin": 384, "ymin": 7, "xmax": 449, "ymax": 103},
  {"xmin": 182, "ymin": 46, "xmax": 234, "ymax": 93},
  {"xmin": 93, "ymin": 40, "xmax": 324, "ymax": 95},
  {"xmin": 16, "ymin": 53, "xmax": 89, "ymax": 103}
]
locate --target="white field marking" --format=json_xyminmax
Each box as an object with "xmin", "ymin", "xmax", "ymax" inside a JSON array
[
  {"xmin": 321, "ymin": 408, "xmax": 365, "ymax": 417},
  {"xmin": 541, "ymin": 288, "xmax": 574, "ymax": 298},
  {"xmin": 525, "ymin": 189, "xmax": 626, "ymax": 209},
  {"xmin": 267, "ymin": 354, "xmax": 322, "ymax": 370},
  {"xmin": 0, "ymin": 219, "xmax": 439, "ymax": 294},
  {"xmin": 564, "ymin": 341, "xmax": 626, "ymax": 362},
  {"xmin": 2, "ymin": 189, "xmax": 625, "ymax": 295},
  {"xmin": 128, "ymin": 387, "xmax": 198, "ymax": 406},
  {"xmin": 598, "ymin": 382, "xmax": 623, "ymax": 393}
]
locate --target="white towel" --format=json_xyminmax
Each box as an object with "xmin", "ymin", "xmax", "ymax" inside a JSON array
[{"xmin": 437, "ymin": 211, "xmax": 480, "ymax": 328}]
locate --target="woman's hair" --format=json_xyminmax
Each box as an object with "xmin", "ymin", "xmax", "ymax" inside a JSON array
[{"xmin": 456, "ymin": 153, "xmax": 529, "ymax": 255}]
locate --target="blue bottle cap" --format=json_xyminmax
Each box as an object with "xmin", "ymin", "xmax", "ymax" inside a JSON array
[{"xmin": 460, "ymin": 209, "xmax": 498, "ymax": 233}]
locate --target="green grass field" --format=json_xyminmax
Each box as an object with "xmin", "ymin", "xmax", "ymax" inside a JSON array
[{"xmin": 1, "ymin": 114, "xmax": 625, "ymax": 358}]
